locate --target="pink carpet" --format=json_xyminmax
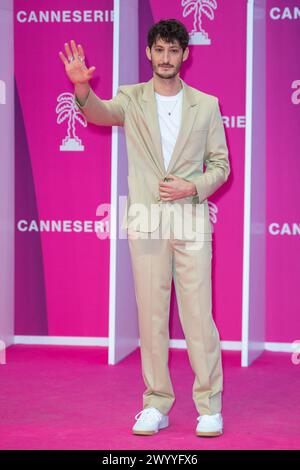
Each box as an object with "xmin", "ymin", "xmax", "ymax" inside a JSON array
[{"xmin": 0, "ymin": 345, "xmax": 299, "ymax": 450}]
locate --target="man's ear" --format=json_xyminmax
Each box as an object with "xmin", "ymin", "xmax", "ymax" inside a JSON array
[
  {"xmin": 145, "ymin": 46, "xmax": 152, "ymax": 61},
  {"xmin": 183, "ymin": 46, "xmax": 189, "ymax": 62}
]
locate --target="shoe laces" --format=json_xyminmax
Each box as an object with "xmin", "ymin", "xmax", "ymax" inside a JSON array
[{"xmin": 135, "ymin": 407, "xmax": 163, "ymax": 422}]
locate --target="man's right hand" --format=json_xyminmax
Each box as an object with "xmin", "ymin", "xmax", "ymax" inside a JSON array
[{"xmin": 59, "ymin": 39, "xmax": 95, "ymax": 86}]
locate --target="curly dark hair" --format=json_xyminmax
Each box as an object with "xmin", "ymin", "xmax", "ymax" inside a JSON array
[{"xmin": 147, "ymin": 19, "xmax": 189, "ymax": 52}]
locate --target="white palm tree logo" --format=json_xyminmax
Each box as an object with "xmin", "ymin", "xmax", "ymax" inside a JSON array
[
  {"xmin": 56, "ymin": 92, "xmax": 87, "ymax": 151},
  {"xmin": 181, "ymin": 0, "xmax": 218, "ymax": 45}
]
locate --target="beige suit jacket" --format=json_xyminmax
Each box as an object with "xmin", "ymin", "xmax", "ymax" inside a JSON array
[{"xmin": 75, "ymin": 77, "xmax": 230, "ymax": 240}]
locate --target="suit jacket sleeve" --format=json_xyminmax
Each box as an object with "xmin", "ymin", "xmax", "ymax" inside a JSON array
[
  {"xmin": 74, "ymin": 86, "xmax": 130, "ymax": 127},
  {"xmin": 193, "ymin": 97, "xmax": 230, "ymax": 203}
]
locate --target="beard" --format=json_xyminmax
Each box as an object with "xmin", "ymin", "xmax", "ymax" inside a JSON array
[{"xmin": 152, "ymin": 62, "xmax": 182, "ymax": 80}]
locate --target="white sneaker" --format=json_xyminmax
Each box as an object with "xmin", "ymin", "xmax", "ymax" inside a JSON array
[
  {"xmin": 132, "ymin": 407, "xmax": 169, "ymax": 435},
  {"xmin": 196, "ymin": 412, "xmax": 223, "ymax": 437}
]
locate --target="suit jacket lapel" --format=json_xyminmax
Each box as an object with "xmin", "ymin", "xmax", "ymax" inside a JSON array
[
  {"xmin": 141, "ymin": 78, "xmax": 166, "ymax": 176},
  {"xmin": 140, "ymin": 77, "xmax": 199, "ymax": 177},
  {"xmin": 166, "ymin": 78, "xmax": 199, "ymax": 174}
]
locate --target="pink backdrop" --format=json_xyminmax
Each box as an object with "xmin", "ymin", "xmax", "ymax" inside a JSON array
[
  {"xmin": 265, "ymin": 0, "xmax": 300, "ymax": 342},
  {"xmin": 139, "ymin": 0, "xmax": 246, "ymax": 341},
  {"xmin": 14, "ymin": 0, "xmax": 299, "ymax": 344}
]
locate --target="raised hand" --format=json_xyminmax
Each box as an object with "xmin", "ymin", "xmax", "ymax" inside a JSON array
[{"xmin": 59, "ymin": 39, "xmax": 96, "ymax": 85}]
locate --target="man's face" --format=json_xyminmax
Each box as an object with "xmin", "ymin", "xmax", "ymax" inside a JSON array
[{"xmin": 146, "ymin": 37, "xmax": 189, "ymax": 80}]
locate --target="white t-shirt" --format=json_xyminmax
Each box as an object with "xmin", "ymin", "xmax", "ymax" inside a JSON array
[{"xmin": 154, "ymin": 88, "xmax": 183, "ymax": 171}]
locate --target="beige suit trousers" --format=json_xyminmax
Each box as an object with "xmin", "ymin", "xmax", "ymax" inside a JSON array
[{"xmin": 127, "ymin": 205, "xmax": 223, "ymax": 416}]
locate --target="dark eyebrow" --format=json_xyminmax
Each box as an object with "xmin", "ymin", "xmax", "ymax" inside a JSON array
[{"xmin": 154, "ymin": 46, "xmax": 179, "ymax": 50}]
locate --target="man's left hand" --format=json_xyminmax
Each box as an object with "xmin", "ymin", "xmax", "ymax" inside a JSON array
[{"xmin": 159, "ymin": 174, "xmax": 197, "ymax": 201}]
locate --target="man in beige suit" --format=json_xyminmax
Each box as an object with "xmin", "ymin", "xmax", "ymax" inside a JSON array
[{"xmin": 59, "ymin": 19, "xmax": 230, "ymax": 437}]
